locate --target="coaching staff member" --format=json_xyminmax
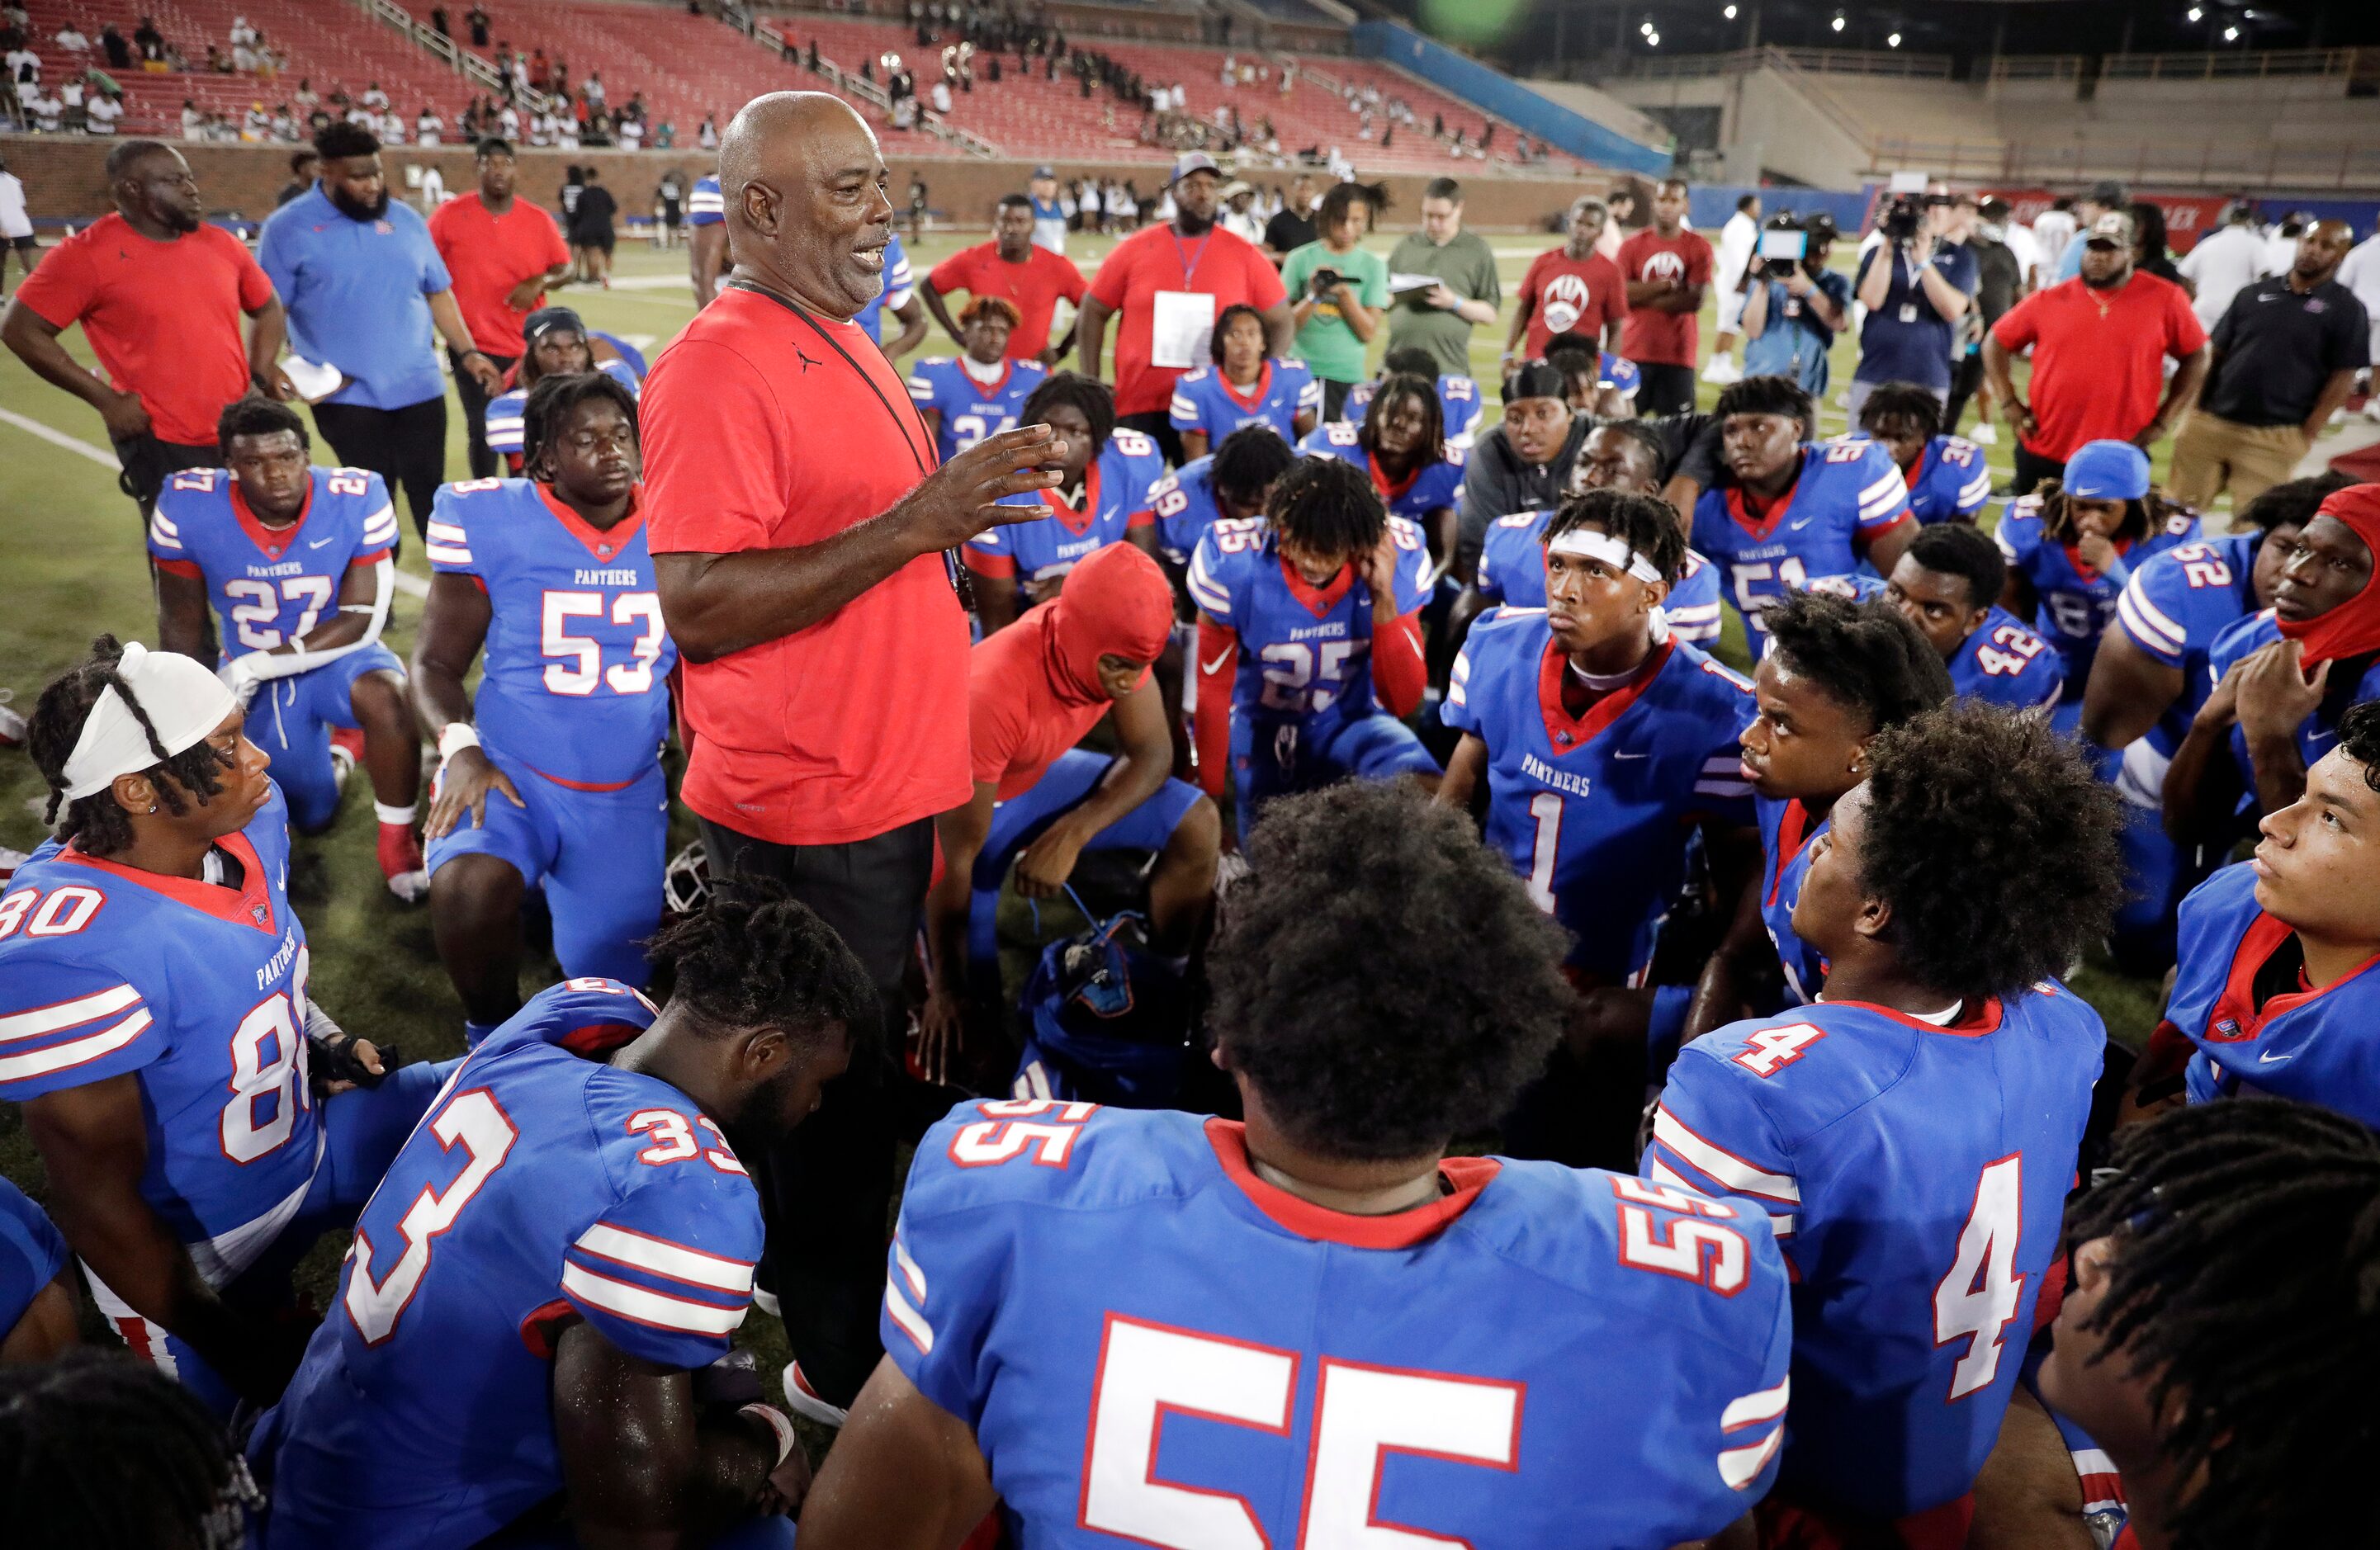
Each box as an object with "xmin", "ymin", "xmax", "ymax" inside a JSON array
[
  {"xmin": 642, "ymin": 92, "xmax": 1063, "ymax": 1421},
  {"xmin": 3, "ymin": 139, "xmax": 292, "ymax": 518},
  {"xmin": 258, "ymin": 121, "xmax": 503, "ymax": 535},
  {"xmin": 428, "ymin": 136, "xmax": 571, "ymax": 477}
]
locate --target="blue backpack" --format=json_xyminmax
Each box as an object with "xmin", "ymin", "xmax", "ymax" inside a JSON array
[{"xmin": 1012, "ymin": 903, "xmax": 1192, "ymax": 1109}]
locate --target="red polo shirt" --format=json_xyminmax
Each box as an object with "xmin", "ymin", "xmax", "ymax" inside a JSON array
[
  {"xmin": 1087, "ymin": 221, "xmax": 1285, "ymax": 418},
  {"xmin": 926, "ymin": 240, "xmax": 1090, "ymax": 360},
  {"xmin": 642, "ymin": 286, "xmax": 972, "ymax": 846},
  {"xmin": 12, "ymin": 214, "xmax": 274, "ymax": 446},
  {"xmin": 1516, "ymin": 246, "xmax": 1629, "ymax": 359},
  {"xmin": 426, "ymin": 191, "xmax": 571, "ymax": 357},
  {"xmin": 1991, "ymin": 273, "xmax": 2207, "ymax": 461},
  {"xmin": 1615, "ymin": 227, "xmax": 1713, "ymax": 368}
]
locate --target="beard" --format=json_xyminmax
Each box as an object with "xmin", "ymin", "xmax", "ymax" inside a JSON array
[
  {"xmin": 2081, "ymin": 261, "xmax": 2129, "ymax": 290},
  {"xmin": 159, "ymin": 202, "xmax": 202, "ymax": 234},
  {"xmin": 329, "ymin": 182, "xmax": 390, "ymax": 221},
  {"xmin": 1175, "ymin": 206, "xmax": 1215, "ymax": 236}
]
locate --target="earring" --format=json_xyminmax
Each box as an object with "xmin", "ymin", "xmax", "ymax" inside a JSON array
[{"xmin": 148, "ymin": 804, "xmax": 158, "ymax": 813}]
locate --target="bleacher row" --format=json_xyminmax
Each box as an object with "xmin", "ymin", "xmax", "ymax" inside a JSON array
[{"xmin": 11, "ymin": 0, "xmax": 1592, "ymax": 177}]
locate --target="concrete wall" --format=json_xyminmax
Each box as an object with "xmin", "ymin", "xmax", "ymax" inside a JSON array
[
  {"xmin": 0, "ymin": 135, "xmax": 1594, "ymax": 229},
  {"xmin": 1602, "ymin": 69, "xmax": 1871, "ymax": 191}
]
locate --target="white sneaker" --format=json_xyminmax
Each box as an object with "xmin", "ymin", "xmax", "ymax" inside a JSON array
[
  {"xmin": 1700, "ymin": 355, "xmax": 1741, "ymax": 385},
  {"xmin": 0, "ymin": 689, "xmax": 24, "ymax": 748},
  {"xmin": 782, "ymin": 1360, "xmax": 849, "ymax": 1429},
  {"xmin": 752, "ymin": 1285, "xmax": 781, "ymax": 1318},
  {"xmin": 386, "ymin": 869, "xmax": 430, "ymax": 905},
  {"xmin": 1970, "ymin": 421, "xmax": 1999, "ymax": 446}
]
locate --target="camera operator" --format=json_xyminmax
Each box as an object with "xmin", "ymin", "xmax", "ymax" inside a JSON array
[
  {"xmin": 1849, "ymin": 189, "xmax": 1976, "ymax": 423},
  {"xmin": 1739, "ymin": 212, "xmax": 1851, "ymax": 396},
  {"xmin": 1280, "ymin": 181, "xmax": 1389, "ymax": 421}
]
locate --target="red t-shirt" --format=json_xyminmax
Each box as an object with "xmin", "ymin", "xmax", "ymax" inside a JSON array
[
  {"xmin": 1990, "ymin": 273, "xmax": 2207, "ymax": 461},
  {"xmin": 13, "ymin": 214, "xmax": 274, "ymax": 446},
  {"xmin": 426, "ymin": 192, "xmax": 571, "ymax": 356},
  {"xmin": 1516, "ymin": 246, "xmax": 1629, "ymax": 360},
  {"xmin": 1086, "ymin": 222, "xmax": 1286, "ymax": 417},
  {"xmin": 925, "ymin": 241, "xmax": 1090, "ymax": 361},
  {"xmin": 967, "ymin": 621, "xmax": 1109, "ymax": 801},
  {"xmin": 642, "ymin": 286, "xmax": 972, "ymax": 847},
  {"xmin": 1615, "ymin": 227, "xmax": 1714, "ymax": 369}
]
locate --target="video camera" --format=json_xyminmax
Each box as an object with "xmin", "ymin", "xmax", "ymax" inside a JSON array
[
  {"xmin": 1880, "ymin": 171, "xmax": 1942, "ymax": 245},
  {"xmin": 1759, "ymin": 216, "xmax": 1808, "ymax": 279}
]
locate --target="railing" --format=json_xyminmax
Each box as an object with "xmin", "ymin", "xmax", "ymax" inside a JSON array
[
  {"xmin": 1986, "ymin": 55, "xmax": 2084, "ymax": 86},
  {"xmin": 2100, "ymin": 46, "xmax": 2354, "ymax": 82},
  {"xmin": 1867, "ymin": 134, "xmax": 2380, "ymax": 191},
  {"xmin": 727, "ymin": 4, "xmax": 1001, "ymax": 155},
  {"xmin": 362, "ymin": 0, "xmax": 553, "ymax": 115},
  {"xmin": 1609, "ymin": 46, "xmax": 1950, "ymax": 83}
]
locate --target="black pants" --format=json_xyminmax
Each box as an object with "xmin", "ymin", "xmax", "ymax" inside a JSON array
[
  {"xmin": 1632, "ymin": 361, "xmax": 1696, "ymax": 417},
  {"xmin": 310, "ymin": 395, "xmax": 449, "ymax": 537},
  {"xmin": 2013, "ymin": 442, "xmax": 2065, "ymax": 499},
  {"xmin": 112, "ymin": 432, "xmax": 221, "ymax": 520},
  {"xmin": 698, "ymin": 814, "xmax": 936, "ymax": 1410},
  {"xmin": 1942, "ymin": 351, "xmax": 1986, "ymax": 435},
  {"xmin": 449, "ymin": 348, "xmax": 517, "ymax": 480},
  {"xmin": 1119, "ymin": 409, "xmax": 1184, "ymax": 470},
  {"xmin": 1319, "ymin": 376, "xmax": 1356, "ymax": 423}
]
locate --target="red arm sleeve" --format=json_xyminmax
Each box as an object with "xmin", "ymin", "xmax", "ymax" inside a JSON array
[
  {"xmin": 1195, "ymin": 616, "xmax": 1237, "ymax": 798},
  {"xmin": 1371, "ymin": 609, "xmax": 1427, "ymax": 719}
]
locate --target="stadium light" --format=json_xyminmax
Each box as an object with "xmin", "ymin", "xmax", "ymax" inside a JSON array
[
  {"xmin": 1887, "ymin": 31, "xmax": 1902, "ymax": 46},
  {"xmin": 1723, "ymin": 3, "xmax": 1738, "ymax": 17},
  {"xmin": 1831, "ymin": 12, "xmax": 1847, "ymax": 32},
  {"xmin": 1648, "ymin": 31, "xmax": 1662, "ymax": 45},
  {"xmin": 1640, "ymin": 19, "xmax": 1654, "ymax": 34},
  {"xmin": 2186, "ymin": 6, "xmax": 2203, "ymax": 20},
  {"xmin": 2223, "ymin": 25, "xmax": 2240, "ymax": 39}
]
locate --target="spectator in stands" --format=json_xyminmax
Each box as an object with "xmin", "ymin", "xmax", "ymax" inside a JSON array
[
  {"xmin": 1739, "ymin": 212, "xmax": 1850, "ymax": 399},
  {"xmin": 1076, "ymin": 150, "xmax": 1289, "ymax": 466},
  {"xmin": 1850, "ymin": 189, "xmax": 1975, "ymax": 425},
  {"xmin": 1386, "ymin": 176, "xmax": 1500, "ymax": 381},
  {"xmin": 1704, "ymin": 191, "xmax": 1761, "ymax": 386},
  {"xmin": 258, "ymin": 122, "xmax": 503, "ymax": 535},
  {"xmin": 1616, "ymin": 177, "xmax": 1711, "ymax": 416},
  {"xmin": 132, "ymin": 16, "xmax": 163, "ymax": 66},
  {"xmin": 101, "ymin": 23, "xmax": 130, "ymax": 70},
  {"xmin": 2179, "ymin": 201, "xmax": 2271, "ymax": 332},
  {"xmin": 2051, "ymin": 181, "xmax": 2127, "ymax": 283},
  {"xmin": 1985, "ymin": 210, "xmax": 2210, "ymax": 496},
  {"xmin": 3, "ymin": 140, "xmax": 293, "ymax": 523},
  {"xmin": 52, "ymin": 21, "xmax": 86, "ymax": 53},
  {"xmin": 2169, "ymin": 219, "xmax": 2365, "ymax": 513},
  {"xmin": 1456, "ymin": 361, "xmax": 1588, "ymax": 579},
  {"xmin": 428, "ymin": 138, "xmax": 572, "ymax": 480},
  {"xmin": 1505, "ymin": 193, "xmax": 1627, "ymax": 371},
  {"xmin": 468, "ymin": 6, "xmax": 490, "ymax": 48},
  {"xmin": 922, "ymin": 194, "xmax": 1087, "ymax": 366},
  {"xmin": 83, "ymin": 84, "xmax": 121, "ymax": 135},
  {"xmin": 1262, "ymin": 172, "xmax": 1317, "ymax": 262},
  {"xmin": 1281, "ymin": 182, "xmax": 1388, "ymax": 423}
]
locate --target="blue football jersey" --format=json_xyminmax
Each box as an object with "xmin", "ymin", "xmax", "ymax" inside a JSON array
[
  {"xmin": 1346, "ymin": 371, "xmax": 1486, "ymax": 450},
  {"xmin": 1474, "ymin": 508, "xmax": 1725, "ymax": 645},
  {"xmin": 2207, "ymin": 610, "xmax": 2380, "ymax": 803},
  {"xmin": 2169, "ymin": 862, "xmax": 2380, "ymax": 1125},
  {"xmin": 149, "ymin": 466, "xmax": 399, "ymax": 660},
  {"xmin": 1169, "ymin": 357, "xmax": 1319, "ymax": 446},
  {"xmin": 885, "ymin": 1101, "xmax": 1792, "ymax": 1548},
  {"xmin": 1646, "ymin": 985, "xmax": 2104, "ymax": 1520},
  {"xmin": 1900, "ymin": 433, "xmax": 1993, "ymax": 525},
  {"xmin": 906, "ymin": 355, "xmax": 1048, "ymax": 465},
  {"xmin": 854, "ymin": 230, "xmax": 916, "ymax": 342},
  {"xmin": 2113, "ymin": 535, "xmax": 2262, "ymax": 750},
  {"xmin": 1757, "ymin": 795, "xmax": 1829, "ymax": 1005},
  {"xmin": 1996, "ymin": 495, "xmax": 2202, "ymax": 697},
  {"xmin": 0, "ymin": 1177, "xmax": 66, "ymax": 1344},
  {"xmin": 253, "ymin": 980, "xmax": 767, "ymax": 1550},
  {"xmin": 1149, "ymin": 455, "xmax": 1233, "ymax": 566},
  {"xmin": 484, "ymin": 357, "xmax": 642, "ymax": 462},
  {"xmin": 0, "ymin": 787, "xmax": 322, "ymax": 1274},
  {"xmin": 1445, "ymin": 609, "xmax": 1755, "ymax": 981},
  {"xmin": 1188, "ymin": 514, "xmax": 1433, "ymax": 740},
  {"xmin": 967, "ymin": 428, "xmax": 1165, "ymax": 593},
  {"xmin": 423, "ymin": 479, "xmax": 674, "ymax": 787},
  {"xmin": 1299, "ymin": 419, "xmax": 1467, "ymax": 525},
  {"xmin": 687, "ymin": 174, "xmax": 723, "ymax": 228},
  {"xmin": 1815, "ymin": 575, "xmax": 2063, "ymax": 712},
  {"xmin": 1691, "ymin": 440, "xmax": 1914, "ymax": 648}
]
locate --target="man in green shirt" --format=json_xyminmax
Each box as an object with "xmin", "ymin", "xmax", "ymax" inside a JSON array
[
  {"xmin": 1385, "ymin": 176, "xmax": 1501, "ymax": 380},
  {"xmin": 1280, "ymin": 182, "xmax": 1388, "ymax": 421}
]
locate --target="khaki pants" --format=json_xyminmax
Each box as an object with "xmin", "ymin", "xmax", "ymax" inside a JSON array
[{"xmin": 2169, "ymin": 410, "xmax": 2311, "ymax": 521}]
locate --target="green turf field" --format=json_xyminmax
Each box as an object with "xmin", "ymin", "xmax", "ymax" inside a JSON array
[{"xmin": 0, "ymin": 224, "xmax": 2164, "ymax": 1366}]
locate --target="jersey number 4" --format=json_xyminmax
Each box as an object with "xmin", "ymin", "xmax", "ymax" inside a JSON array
[
  {"xmin": 1933, "ymin": 1153, "xmax": 2026, "ymax": 1401},
  {"xmin": 1082, "ymin": 1313, "xmax": 1521, "ymax": 1550}
]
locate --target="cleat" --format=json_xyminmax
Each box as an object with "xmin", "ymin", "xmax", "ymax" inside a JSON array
[{"xmin": 782, "ymin": 1360, "xmax": 849, "ymax": 1429}]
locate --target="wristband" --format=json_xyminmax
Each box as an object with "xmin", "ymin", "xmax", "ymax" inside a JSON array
[
  {"xmin": 438, "ymin": 722, "xmax": 481, "ymax": 762},
  {"xmin": 740, "ymin": 1403, "xmax": 797, "ymax": 1467}
]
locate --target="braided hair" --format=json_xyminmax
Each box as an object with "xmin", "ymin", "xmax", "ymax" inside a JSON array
[
  {"xmin": 2032, "ymin": 477, "xmax": 2194, "ymax": 548},
  {"xmin": 2067, "ymin": 1099, "xmax": 2380, "ymax": 1550},
  {"xmin": 1267, "ymin": 453, "xmax": 1386, "ymax": 563},
  {"xmin": 1020, "ymin": 371, "xmax": 1116, "ymax": 459},
  {"xmin": 646, "ymin": 877, "xmax": 878, "ymax": 1051},
  {"xmin": 522, "ymin": 371, "xmax": 639, "ymax": 483},
  {"xmin": 0, "ymin": 1350, "xmax": 255, "ymax": 1548},
  {"xmin": 1855, "ymin": 380, "xmax": 1944, "ymax": 444},
  {"xmin": 27, "ymin": 636, "xmax": 232, "ymax": 857},
  {"xmin": 1542, "ymin": 489, "xmax": 1686, "ymax": 585},
  {"xmin": 1354, "ymin": 371, "xmax": 1445, "ymax": 467}
]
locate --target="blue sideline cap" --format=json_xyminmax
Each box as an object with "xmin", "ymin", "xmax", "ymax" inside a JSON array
[
  {"xmin": 2063, "ymin": 439, "xmax": 2151, "ymax": 502},
  {"xmin": 1170, "ymin": 151, "xmax": 1222, "ymax": 185}
]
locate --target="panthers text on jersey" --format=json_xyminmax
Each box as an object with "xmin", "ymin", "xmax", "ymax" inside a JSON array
[
  {"xmin": 1148, "ymin": 455, "xmax": 1236, "ymax": 567},
  {"xmin": 484, "ymin": 357, "xmax": 642, "ymax": 465},
  {"xmin": 1345, "ymin": 371, "xmax": 1486, "ymax": 451},
  {"xmin": 149, "ymin": 465, "xmax": 399, "ymax": 661},
  {"xmin": 2167, "ymin": 860, "xmax": 2380, "ymax": 1126},
  {"xmin": 423, "ymin": 478, "xmax": 675, "ymax": 787},
  {"xmin": 251, "ymin": 980, "xmax": 772, "ymax": 1550},
  {"xmin": 1445, "ymin": 608, "xmax": 1754, "ymax": 981},
  {"xmin": 1168, "ymin": 357, "xmax": 1319, "ymax": 447},
  {"xmin": 906, "ymin": 354, "xmax": 1049, "ymax": 466},
  {"xmin": 1474, "ymin": 508, "xmax": 1725, "ymax": 645},
  {"xmin": 1645, "ymin": 984, "xmax": 2104, "ymax": 1521},
  {"xmin": 1299, "ymin": 420, "xmax": 1467, "ymax": 527},
  {"xmin": 1690, "ymin": 440, "xmax": 1914, "ymax": 647},
  {"xmin": 2205, "ymin": 608, "xmax": 2380, "ymax": 810},
  {"xmin": 965, "ymin": 427, "xmax": 1166, "ymax": 597},
  {"xmin": 1898, "ymin": 433, "xmax": 1994, "ymax": 525},
  {"xmin": 1757, "ymin": 795, "xmax": 1830, "ymax": 1005},
  {"xmin": 883, "ymin": 1100, "xmax": 1793, "ymax": 1547},
  {"xmin": 1996, "ymin": 494, "xmax": 2201, "ymax": 697}
]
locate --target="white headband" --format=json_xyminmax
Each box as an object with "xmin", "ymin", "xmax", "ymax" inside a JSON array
[
  {"xmin": 1547, "ymin": 527, "xmax": 1665, "ymax": 585},
  {"xmin": 59, "ymin": 643, "xmax": 240, "ymax": 801}
]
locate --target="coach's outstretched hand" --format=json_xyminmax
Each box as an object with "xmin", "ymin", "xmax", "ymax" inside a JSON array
[{"xmin": 897, "ymin": 424, "xmax": 1069, "ymax": 552}]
